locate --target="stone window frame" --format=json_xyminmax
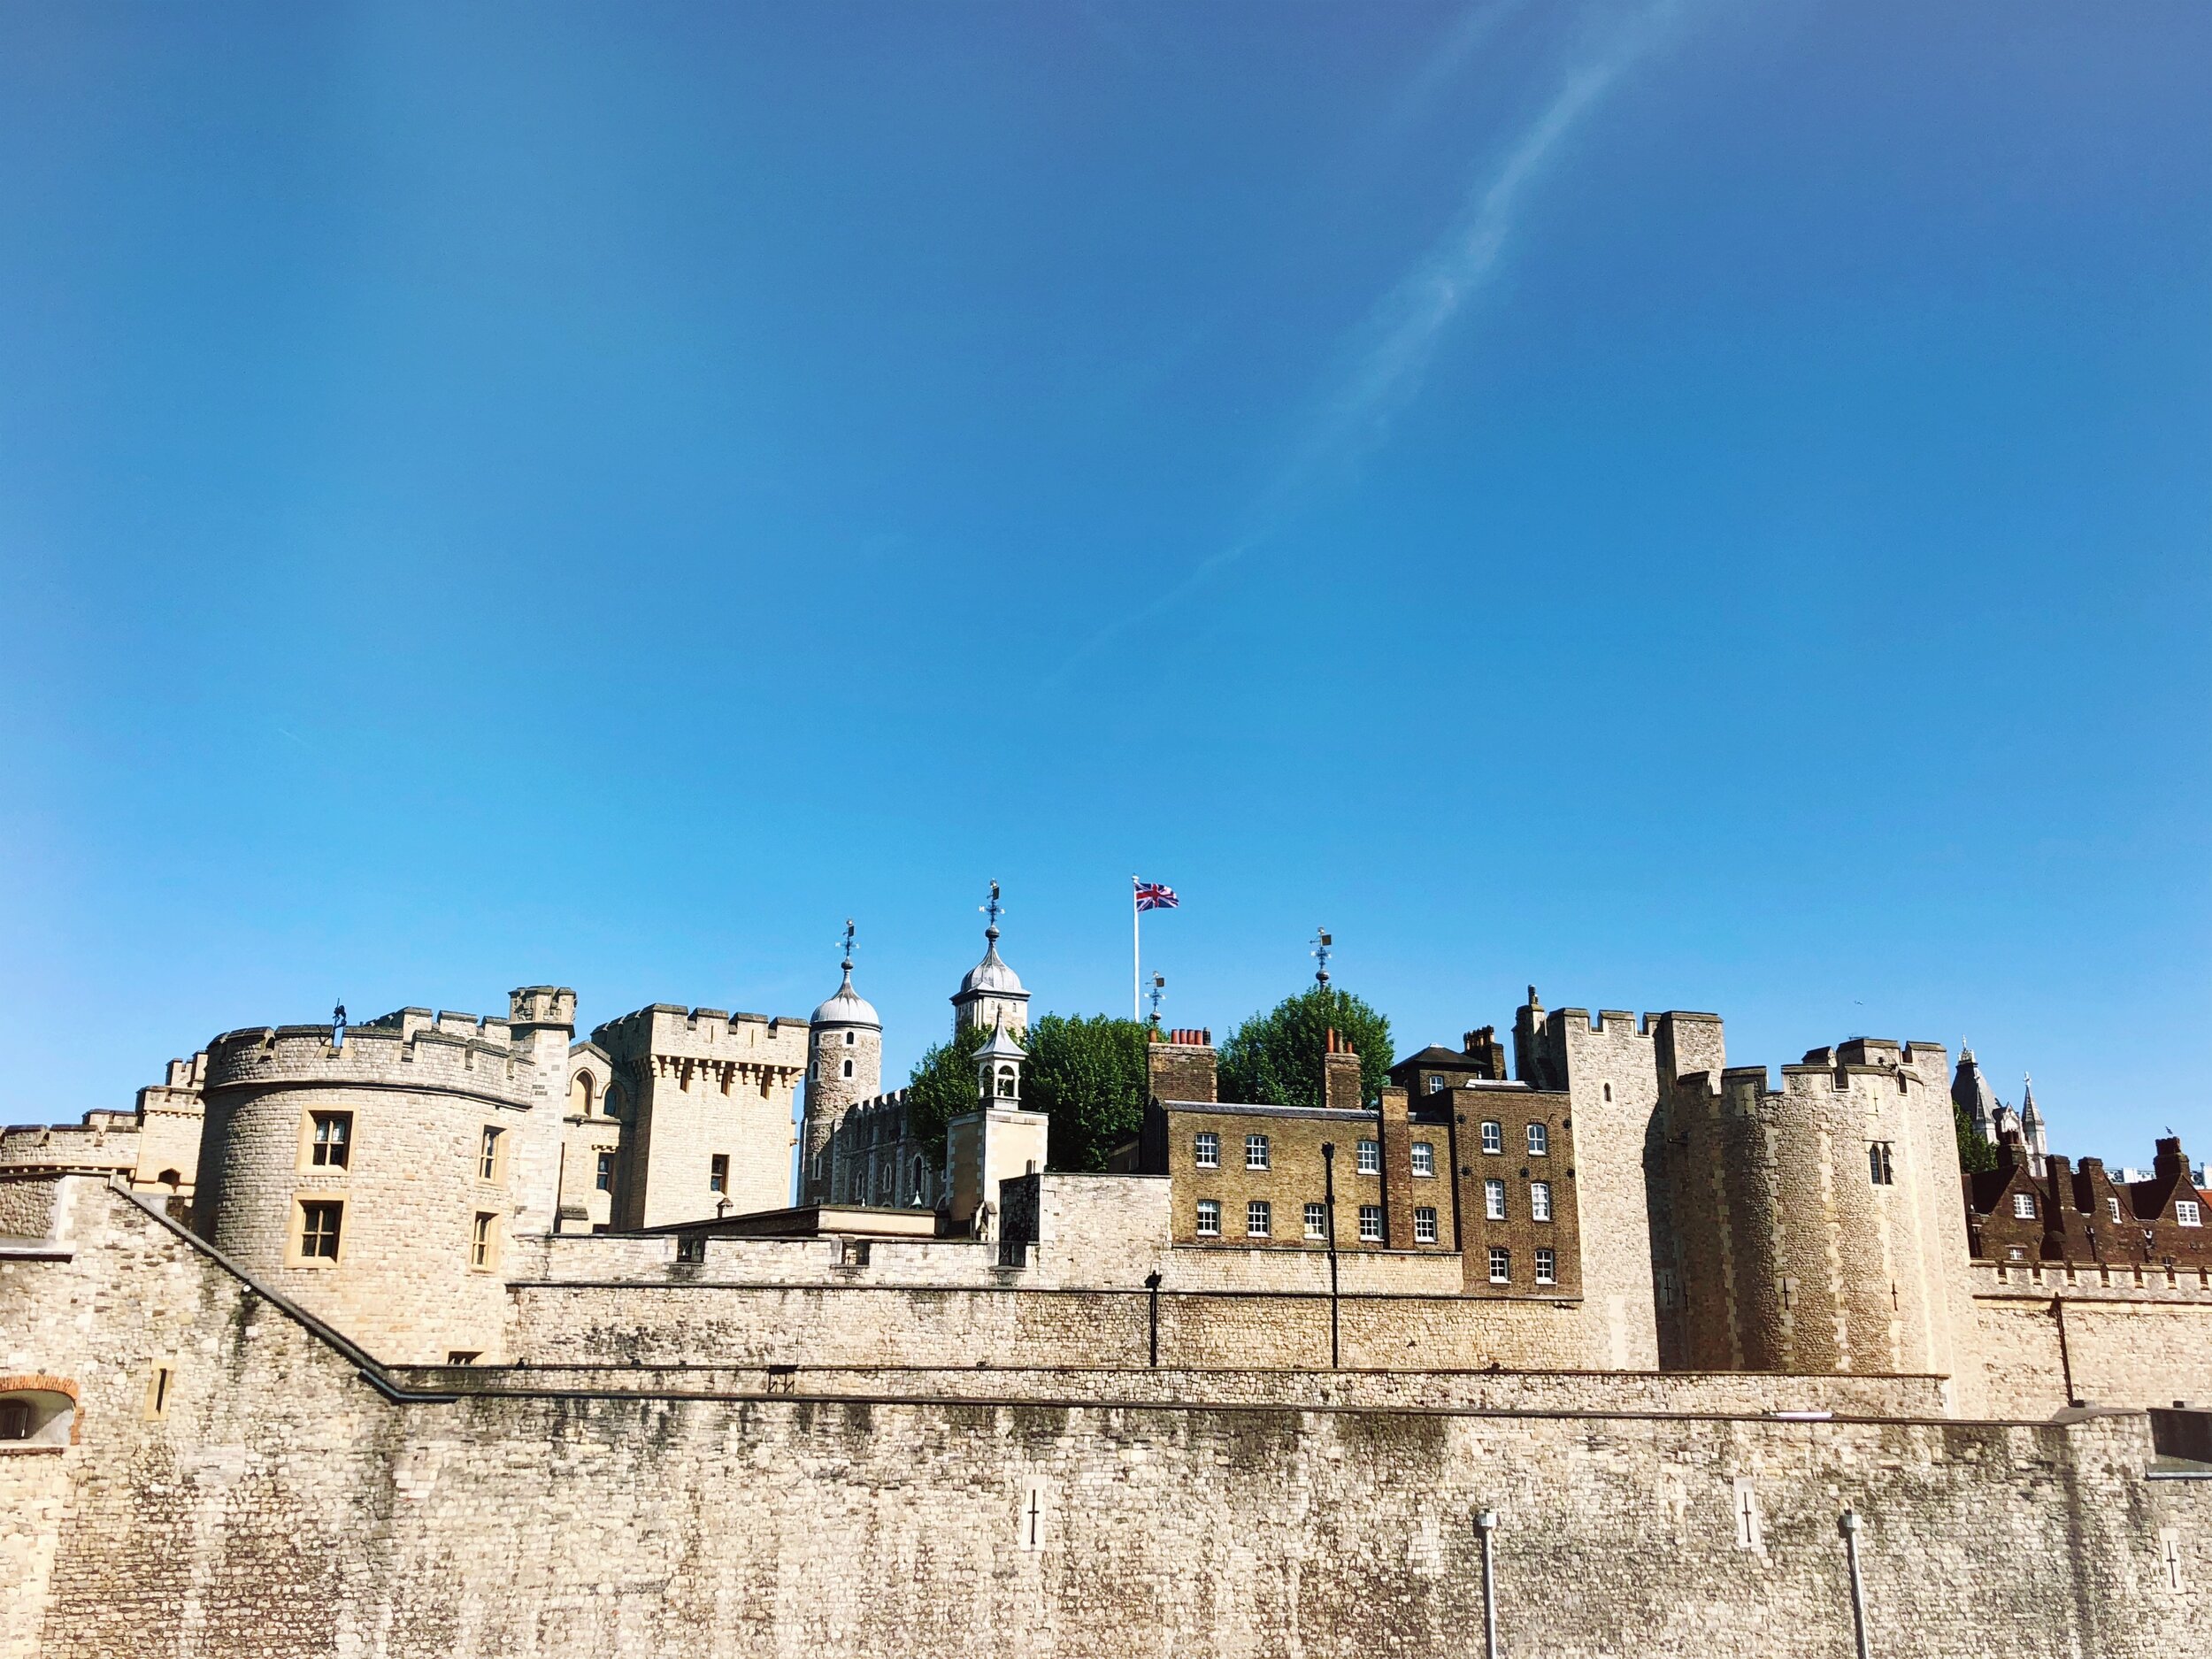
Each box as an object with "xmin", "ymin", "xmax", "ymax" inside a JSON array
[
  {"xmin": 1526, "ymin": 1122, "xmax": 1549, "ymax": 1156},
  {"xmin": 1194, "ymin": 1132, "xmax": 1219, "ymax": 1169},
  {"xmin": 595, "ymin": 1152, "xmax": 614, "ymax": 1192},
  {"xmin": 1534, "ymin": 1247, "xmax": 1555, "ymax": 1285},
  {"xmin": 1413, "ymin": 1206, "xmax": 1438, "ymax": 1244},
  {"xmin": 1479, "ymin": 1121, "xmax": 1503, "ymax": 1156},
  {"xmin": 299, "ymin": 1110, "xmax": 352, "ymax": 1172},
  {"xmin": 1486, "ymin": 1179, "xmax": 1507, "ymax": 1222},
  {"xmin": 470, "ymin": 1210, "xmax": 501, "ymax": 1272},
  {"xmin": 1356, "ymin": 1204, "xmax": 1383, "ymax": 1242},
  {"xmin": 288, "ymin": 1194, "xmax": 345, "ymax": 1267},
  {"xmin": 841, "ymin": 1057, "xmax": 854, "ymax": 1079},
  {"xmin": 1245, "ymin": 1133, "xmax": 1271, "ymax": 1171},
  {"xmin": 1195, "ymin": 1198, "xmax": 1221, "ymax": 1237},
  {"xmin": 1489, "ymin": 1246, "xmax": 1511, "ymax": 1284},
  {"xmin": 710, "ymin": 1154, "xmax": 729, "ymax": 1194},
  {"xmin": 844, "ymin": 1029, "xmax": 856, "ymax": 1046},
  {"xmin": 1246, "ymin": 1199, "xmax": 1271, "ymax": 1239},
  {"xmin": 1410, "ymin": 1141, "xmax": 1435, "ymax": 1178},
  {"xmin": 1356, "ymin": 1139, "xmax": 1380, "ymax": 1175},
  {"xmin": 142, "ymin": 1363, "xmax": 176, "ymax": 1423},
  {"xmin": 1530, "ymin": 1180, "xmax": 1552, "ymax": 1222},
  {"xmin": 478, "ymin": 1125, "xmax": 506, "ymax": 1184},
  {"xmin": 1303, "ymin": 1202, "xmax": 1327, "ymax": 1239},
  {"xmin": 1868, "ymin": 1141, "xmax": 1894, "ymax": 1187}
]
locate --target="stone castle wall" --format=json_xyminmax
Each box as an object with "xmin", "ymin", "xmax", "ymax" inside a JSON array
[{"xmin": 4, "ymin": 1179, "xmax": 2209, "ymax": 1659}]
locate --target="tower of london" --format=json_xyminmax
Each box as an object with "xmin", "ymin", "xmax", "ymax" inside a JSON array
[{"xmin": 2, "ymin": 897, "xmax": 2208, "ymax": 1657}]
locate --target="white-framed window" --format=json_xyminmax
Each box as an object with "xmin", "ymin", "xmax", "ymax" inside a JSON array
[
  {"xmin": 1304, "ymin": 1202, "xmax": 1328, "ymax": 1240},
  {"xmin": 1486, "ymin": 1179, "xmax": 1506, "ymax": 1221},
  {"xmin": 1732, "ymin": 1477, "xmax": 1760, "ymax": 1550},
  {"xmin": 1410, "ymin": 1142, "xmax": 1435, "ymax": 1177},
  {"xmin": 1356, "ymin": 1139, "xmax": 1380, "ymax": 1175},
  {"xmin": 1246, "ymin": 1134, "xmax": 1270, "ymax": 1171},
  {"xmin": 1247, "ymin": 1200, "xmax": 1271, "ymax": 1238},
  {"xmin": 1526, "ymin": 1122, "xmax": 1549, "ymax": 1156},
  {"xmin": 1489, "ymin": 1247, "xmax": 1510, "ymax": 1284},
  {"xmin": 2013, "ymin": 1192, "xmax": 2036, "ymax": 1219},
  {"xmin": 1868, "ymin": 1142, "xmax": 1894, "ymax": 1186},
  {"xmin": 1425, "ymin": 1073, "xmax": 1445, "ymax": 1094},
  {"xmin": 2108, "ymin": 1197, "xmax": 2123, "ymax": 1221},
  {"xmin": 1535, "ymin": 1247, "xmax": 1555, "ymax": 1284},
  {"xmin": 1195, "ymin": 1199, "xmax": 1220, "ymax": 1237},
  {"xmin": 1414, "ymin": 1206, "xmax": 1438, "ymax": 1244},
  {"xmin": 1357, "ymin": 1204, "xmax": 1383, "ymax": 1242},
  {"xmin": 2180, "ymin": 1201, "xmax": 2203, "ymax": 1228},
  {"xmin": 841, "ymin": 1057, "xmax": 854, "ymax": 1079},
  {"xmin": 1194, "ymin": 1132, "xmax": 1218, "ymax": 1169},
  {"xmin": 844, "ymin": 1029, "xmax": 856, "ymax": 1046},
  {"xmin": 1480, "ymin": 1121, "xmax": 1503, "ymax": 1155},
  {"xmin": 1530, "ymin": 1180, "xmax": 1552, "ymax": 1222}
]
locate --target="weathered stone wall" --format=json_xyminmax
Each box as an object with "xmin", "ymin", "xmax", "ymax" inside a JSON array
[
  {"xmin": 5, "ymin": 1179, "xmax": 2212, "ymax": 1659},
  {"xmin": 508, "ymin": 1281, "xmax": 1672, "ymax": 1373},
  {"xmin": 385, "ymin": 1359, "xmax": 1952, "ymax": 1417},
  {"xmin": 1970, "ymin": 1264, "xmax": 2212, "ymax": 1417}
]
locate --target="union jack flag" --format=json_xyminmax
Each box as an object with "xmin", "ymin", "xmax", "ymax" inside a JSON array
[{"xmin": 1134, "ymin": 879, "xmax": 1179, "ymax": 912}]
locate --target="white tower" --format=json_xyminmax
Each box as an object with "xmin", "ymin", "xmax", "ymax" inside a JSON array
[
  {"xmin": 800, "ymin": 922, "xmax": 881, "ymax": 1205},
  {"xmin": 951, "ymin": 880, "xmax": 1029, "ymax": 1037}
]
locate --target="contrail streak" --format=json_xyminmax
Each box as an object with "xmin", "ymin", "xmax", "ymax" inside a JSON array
[{"xmin": 1045, "ymin": 3, "xmax": 1682, "ymax": 687}]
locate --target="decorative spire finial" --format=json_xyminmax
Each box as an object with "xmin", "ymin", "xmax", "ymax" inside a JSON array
[
  {"xmin": 1311, "ymin": 927, "xmax": 1332, "ymax": 987},
  {"xmin": 840, "ymin": 918, "xmax": 856, "ymax": 976},
  {"xmin": 1148, "ymin": 972, "xmax": 1166, "ymax": 1030},
  {"xmin": 981, "ymin": 879, "xmax": 1002, "ymax": 945}
]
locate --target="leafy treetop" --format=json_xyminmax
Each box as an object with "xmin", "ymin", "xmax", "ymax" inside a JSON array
[{"xmin": 1217, "ymin": 985, "xmax": 1393, "ymax": 1111}]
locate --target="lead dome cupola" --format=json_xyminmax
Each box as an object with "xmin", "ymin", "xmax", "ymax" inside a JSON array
[{"xmin": 811, "ymin": 967, "xmax": 879, "ymax": 1031}]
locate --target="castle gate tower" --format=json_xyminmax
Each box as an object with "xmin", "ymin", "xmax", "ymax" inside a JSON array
[{"xmin": 800, "ymin": 923, "xmax": 882, "ymax": 1205}]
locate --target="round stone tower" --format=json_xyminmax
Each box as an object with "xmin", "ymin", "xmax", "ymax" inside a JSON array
[
  {"xmin": 192, "ymin": 988, "xmax": 572, "ymax": 1365},
  {"xmin": 800, "ymin": 931, "xmax": 881, "ymax": 1205}
]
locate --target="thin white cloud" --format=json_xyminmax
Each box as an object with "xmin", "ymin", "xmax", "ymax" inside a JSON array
[{"xmin": 1046, "ymin": 2, "xmax": 1683, "ymax": 686}]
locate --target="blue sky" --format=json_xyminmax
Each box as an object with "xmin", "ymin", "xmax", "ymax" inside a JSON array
[{"xmin": 3, "ymin": 4, "xmax": 2208, "ymax": 1161}]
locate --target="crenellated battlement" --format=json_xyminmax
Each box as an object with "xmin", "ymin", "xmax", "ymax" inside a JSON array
[
  {"xmin": 592, "ymin": 1003, "xmax": 809, "ymax": 1071},
  {"xmin": 204, "ymin": 1017, "xmax": 543, "ymax": 1108}
]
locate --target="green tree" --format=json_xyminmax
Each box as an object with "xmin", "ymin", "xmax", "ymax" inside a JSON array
[
  {"xmin": 1025, "ymin": 1013, "xmax": 1150, "ymax": 1173},
  {"xmin": 1217, "ymin": 985, "xmax": 1394, "ymax": 1110},
  {"xmin": 1955, "ymin": 1102, "xmax": 1997, "ymax": 1174},
  {"xmin": 903, "ymin": 1023, "xmax": 989, "ymax": 1157}
]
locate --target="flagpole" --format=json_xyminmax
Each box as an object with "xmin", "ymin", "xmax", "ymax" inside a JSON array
[{"xmin": 1132, "ymin": 876, "xmax": 1141, "ymax": 1023}]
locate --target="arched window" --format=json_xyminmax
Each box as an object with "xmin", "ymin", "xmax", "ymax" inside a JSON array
[
  {"xmin": 996, "ymin": 1064, "xmax": 1017, "ymax": 1098},
  {"xmin": 841, "ymin": 1057, "xmax": 854, "ymax": 1079},
  {"xmin": 605, "ymin": 1084, "xmax": 626, "ymax": 1122},
  {"xmin": 571, "ymin": 1071, "xmax": 596, "ymax": 1115},
  {"xmin": 156, "ymin": 1169, "xmax": 181, "ymax": 1189},
  {"xmin": 0, "ymin": 1383, "xmax": 75, "ymax": 1447},
  {"xmin": 911, "ymin": 1156, "xmax": 926, "ymax": 1204}
]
